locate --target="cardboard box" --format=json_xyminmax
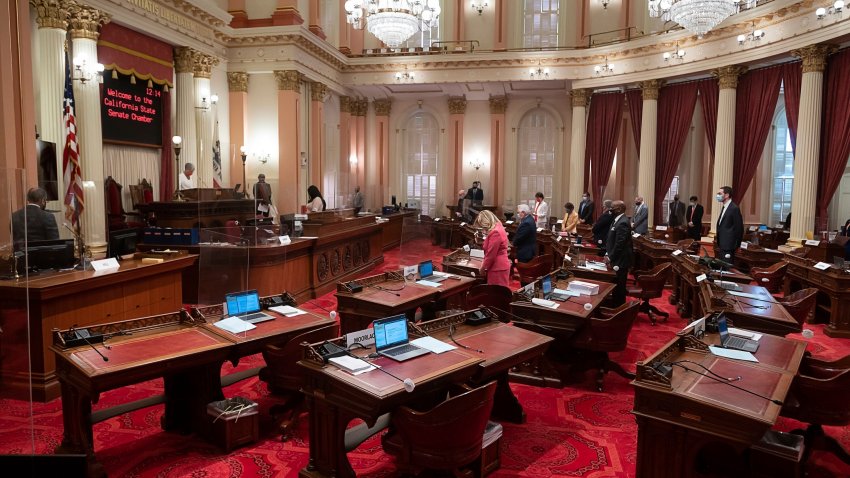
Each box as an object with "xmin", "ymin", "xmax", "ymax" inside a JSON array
[{"xmin": 568, "ymin": 280, "xmax": 600, "ymax": 295}]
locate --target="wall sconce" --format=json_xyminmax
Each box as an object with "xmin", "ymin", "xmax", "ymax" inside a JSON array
[
  {"xmin": 817, "ymin": 1, "xmax": 844, "ymax": 19},
  {"xmin": 737, "ymin": 22, "xmax": 765, "ymax": 46},
  {"xmin": 196, "ymin": 92, "xmax": 218, "ymax": 112},
  {"xmin": 471, "ymin": 0, "xmax": 488, "ymax": 15},
  {"xmin": 72, "ymin": 58, "xmax": 104, "ymax": 84},
  {"xmin": 239, "ymin": 146, "xmax": 248, "ymax": 197},
  {"xmin": 600, "ymin": 0, "xmax": 610, "ymax": 9},
  {"xmin": 529, "ymin": 61, "xmax": 550, "ymax": 80},
  {"xmin": 256, "ymin": 151, "xmax": 270, "ymax": 164},
  {"xmin": 349, "ymin": 153, "xmax": 358, "ymax": 164},
  {"xmin": 663, "ymin": 42, "xmax": 685, "ymax": 62},
  {"xmin": 594, "ymin": 56, "xmax": 614, "ymax": 75},
  {"xmin": 469, "ymin": 158, "xmax": 484, "ymax": 170}
]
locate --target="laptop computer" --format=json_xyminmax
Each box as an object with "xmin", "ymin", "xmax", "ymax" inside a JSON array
[
  {"xmin": 225, "ymin": 290, "xmax": 275, "ymax": 324},
  {"xmin": 717, "ymin": 315, "xmax": 759, "ymax": 353},
  {"xmin": 418, "ymin": 260, "xmax": 447, "ymax": 282},
  {"xmin": 541, "ymin": 275, "xmax": 568, "ymax": 301},
  {"xmin": 833, "ymin": 256, "xmax": 846, "ymax": 269},
  {"xmin": 373, "ymin": 314, "xmax": 429, "ymax": 361}
]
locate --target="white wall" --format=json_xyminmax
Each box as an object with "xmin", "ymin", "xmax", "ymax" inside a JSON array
[{"xmin": 462, "ymin": 100, "xmax": 491, "ymax": 195}]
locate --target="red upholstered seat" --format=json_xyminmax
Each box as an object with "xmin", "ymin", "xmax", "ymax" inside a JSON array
[
  {"xmin": 779, "ymin": 288, "xmax": 818, "ymax": 326},
  {"xmin": 750, "ymin": 261, "xmax": 787, "ymax": 294},
  {"xmin": 569, "ymin": 300, "xmax": 640, "ymax": 391},
  {"xmin": 515, "ymin": 254, "xmax": 554, "ymax": 286},
  {"xmin": 627, "ymin": 262, "xmax": 672, "ymax": 325}
]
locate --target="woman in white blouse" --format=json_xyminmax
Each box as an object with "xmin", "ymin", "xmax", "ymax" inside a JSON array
[{"xmin": 307, "ymin": 185, "xmax": 326, "ymax": 212}]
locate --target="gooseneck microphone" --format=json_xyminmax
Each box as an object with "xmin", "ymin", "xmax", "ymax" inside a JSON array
[
  {"xmin": 668, "ymin": 360, "xmax": 783, "ymax": 406},
  {"xmin": 68, "ymin": 325, "xmax": 109, "ymax": 362},
  {"xmin": 337, "ymin": 341, "xmax": 416, "ymax": 392},
  {"xmin": 448, "ymin": 324, "xmax": 483, "ymax": 353},
  {"xmin": 486, "ymin": 305, "xmax": 553, "ymax": 332}
]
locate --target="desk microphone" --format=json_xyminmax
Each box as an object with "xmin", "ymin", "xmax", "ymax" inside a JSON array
[
  {"xmin": 68, "ymin": 325, "xmax": 109, "ymax": 362},
  {"xmin": 448, "ymin": 324, "xmax": 484, "ymax": 353},
  {"xmin": 668, "ymin": 361, "xmax": 783, "ymax": 406},
  {"xmin": 358, "ymin": 353, "xmax": 416, "ymax": 392},
  {"xmin": 370, "ymin": 284, "xmax": 402, "ymax": 296},
  {"xmin": 485, "ymin": 305, "xmax": 553, "ymax": 332}
]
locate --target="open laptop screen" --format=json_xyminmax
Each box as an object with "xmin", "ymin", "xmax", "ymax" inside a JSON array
[
  {"xmin": 225, "ymin": 290, "xmax": 261, "ymax": 316},
  {"xmin": 419, "ymin": 260, "xmax": 434, "ymax": 278},
  {"xmin": 716, "ymin": 315, "xmax": 730, "ymax": 343},
  {"xmin": 541, "ymin": 275, "xmax": 552, "ymax": 296},
  {"xmin": 373, "ymin": 315, "xmax": 409, "ymax": 351}
]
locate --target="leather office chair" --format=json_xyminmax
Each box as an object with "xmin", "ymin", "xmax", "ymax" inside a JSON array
[
  {"xmin": 569, "ymin": 300, "xmax": 640, "ymax": 392},
  {"xmin": 750, "ymin": 261, "xmax": 787, "ymax": 294},
  {"xmin": 676, "ymin": 238, "xmax": 695, "ymax": 251},
  {"xmin": 465, "ymin": 284, "xmax": 512, "ymax": 318},
  {"xmin": 381, "ymin": 381, "xmax": 497, "ymax": 477},
  {"xmin": 627, "ymin": 262, "xmax": 672, "ymax": 325},
  {"xmin": 780, "ymin": 354, "xmax": 850, "ymax": 467},
  {"xmin": 259, "ymin": 323, "xmax": 339, "ymax": 440},
  {"xmin": 779, "ymin": 288, "xmax": 818, "ymax": 326},
  {"xmin": 515, "ymin": 254, "xmax": 554, "ymax": 286}
]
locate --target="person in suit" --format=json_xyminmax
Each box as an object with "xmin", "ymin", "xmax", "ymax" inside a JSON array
[
  {"xmin": 466, "ymin": 181, "xmax": 484, "ymax": 206},
  {"xmin": 686, "ymin": 195, "xmax": 704, "ymax": 241},
  {"xmin": 253, "ymin": 174, "xmax": 272, "ymax": 217},
  {"xmin": 562, "ymin": 202, "xmax": 579, "ymax": 235},
  {"xmin": 604, "ymin": 200, "xmax": 633, "ymax": 307},
  {"xmin": 532, "ymin": 192, "xmax": 549, "ymax": 229},
  {"xmin": 12, "ymin": 187, "xmax": 59, "ymax": 250},
  {"xmin": 352, "ymin": 185, "xmax": 364, "ymax": 215},
  {"xmin": 632, "ymin": 196, "xmax": 648, "ymax": 235},
  {"xmin": 578, "ymin": 192, "xmax": 594, "ymax": 225},
  {"xmin": 474, "ymin": 210, "xmax": 511, "ymax": 288},
  {"xmin": 592, "ymin": 199, "xmax": 614, "ymax": 252},
  {"xmin": 784, "ymin": 212, "xmax": 792, "ymax": 231},
  {"xmin": 668, "ymin": 194, "xmax": 686, "ymax": 228},
  {"xmin": 715, "ymin": 186, "xmax": 744, "ymax": 263},
  {"xmin": 512, "ymin": 204, "xmax": 537, "ymax": 263}
]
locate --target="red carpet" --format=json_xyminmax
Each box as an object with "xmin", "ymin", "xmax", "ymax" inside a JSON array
[{"xmin": 1, "ymin": 238, "xmax": 849, "ymax": 477}]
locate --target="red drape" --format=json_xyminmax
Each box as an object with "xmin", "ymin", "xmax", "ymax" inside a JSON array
[
  {"xmin": 732, "ymin": 66, "xmax": 783, "ymax": 203},
  {"xmin": 625, "ymin": 89, "xmax": 642, "ymax": 153},
  {"xmin": 585, "ymin": 92, "xmax": 624, "ymax": 218},
  {"xmin": 817, "ymin": 49, "xmax": 850, "ymax": 230},
  {"xmin": 159, "ymin": 90, "xmax": 173, "ymax": 200},
  {"xmin": 781, "ymin": 61, "xmax": 802, "ymax": 153},
  {"xmin": 654, "ymin": 82, "xmax": 699, "ymax": 223},
  {"xmin": 697, "ymin": 79, "xmax": 718, "ymax": 159}
]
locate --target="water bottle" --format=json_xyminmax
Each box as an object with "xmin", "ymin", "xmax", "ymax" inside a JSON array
[{"xmin": 552, "ymin": 225, "xmax": 556, "ymax": 234}]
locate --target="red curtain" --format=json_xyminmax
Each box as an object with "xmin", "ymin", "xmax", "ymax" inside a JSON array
[
  {"xmin": 653, "ymin": 82, "xmax": 699, "ymax": 223},
  {"xmin": 732, "ymin": 66, "xmax": 783, "ymax": 203},
  {"xmin": 817, "ymin": 49, "xmax": 850, "ymax": 230},
  {"xmin": 585, "ymin": 92, "xmax": 624, "ymax": 218},
  {"xmin": 626, "ymin": 89, "xmax": 642, "ymax": 153},
  {"xmin": 781, "ymin": 61, "xmax": 802, "ymax": 153},
  {"xmin": 697, "ymin": 79, "xmax": 718, "ymax": 159},
  {"xmin": 159, "ymin": 90, "xmax": 172, "ymax": 200}
]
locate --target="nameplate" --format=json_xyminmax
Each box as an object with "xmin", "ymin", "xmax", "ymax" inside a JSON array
[
  {"xmin": 556, "ymin": 236, "xmax": 562, "ymax": 242},
  {"xmin": 672, "ymin": 249, "xmax": 683, "ymax": 256},
  {"xmin": 460, "ymin": 222, "xmax": 467, "ymax": 227},
  {"xmin": 748, "ymin": 225, "xmax": 758, "ymax": 232},
  {"xmin": 403, "ymin": 265, "xmax": 417, "ymax": 279},
  {"xmin": 294, "ymin": 214, "xmax": 308, "ymax": 220},
  {"xmin": 805, "ymin": 240, "xmax": 821, "ymax": 246},
  {"xmin": 91, "ymin": 257, "xmax": 120, "ymax": 272},
  {"xmin": 763, "ymin": 230, "xmax": 772, "ymax": 235},
  {"xmin": 346, "ymin": 328, "xmax": 375, "ymax": 347},
  {"xmin": 556, "ymin": 219, "xmax": 564, "ymax": 224},
  {"xmin": 278, "ymin": 235, "xmax": 291, "ymax": 245},
  {"xmin": 696, "ymin": 273, "xmax": 707, "ymax": 283},
  {"xmin": 505, "ymin": 220, "xmax": 514, "ymax": 224},
  {"xmin": 740, "ymin": 242, "xmax": 748, "ymax": 250},
  {"xmin": 632, "ymin": 233, "xmax": 641, "ymax": 238},
  {"xmin": 814, "ymin": 262, "xmax": 832, "ymax": 270},
  {"xmin": 434, "ymin": 217, "xmax": 441, "ymax": 222},
  {"xmin": 656, "ymin": 225, "xmax": 668, "ymax": 231},
  {"xmin": 537, "ymin": 227, "xmax": 544, "ymax": 232}
]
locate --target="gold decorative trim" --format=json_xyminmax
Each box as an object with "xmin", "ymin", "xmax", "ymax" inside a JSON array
[
  {"xmin": 97, "ymin": 39, "xmax": 174, "ymax": 69},
  {"xmin": 640, "ymin": 79, "xmax": 664, "ymax": 100},
  {"xmin": 340, "ymin": 96, "xmax": 352, "ymax": 114},
  {"xmin": 792, "ymin": 43, "xmax": 838, "ymax": 74},
  {"xmin": 489, "ymin": 95, "xmax": 508, "ymax": 114},
  {"xmin": 103, "ymin": 64, "xmax": 173, "ymax": 88},
  {"xmin": 173, "ymin": 46, "xmax": 194, "ymax": 74},
  {"xmin": 30, "ymin": 0, "xmax": 69, "ymax": 30},
  {"xmin": 311, "ymin": 82, "xmax": 328, "ymax": 102},
  {"xmin": 373, "ymin": 99, "xmax": 392, "ymax": 116},
  {"xmin": 351, "ymin": 98, "xmax": 369, "ymax": 117},
  {"xmin": 570, "ymin": 89, "xmax": 589, "ymax": 108},
  {"xmin": 274, "ymin": 70, "xmax": 301, "ymax": 92},
  {"xmin": 712, "ymin": 65, "xmax": 747, "ymax": 89},
  {"xmin": 227, "ymin": 72, "xmax": 249, "ymax": 92},
  {"xmin": 448, "ymin": 96, "xmax": 467, "ymax": 115},
  {"xmin": 192, "ymin": 52, "xmax": 220, "ymax": 78},
  {"xmin": 67, "ymin": 4, "xmax": 110, "ymax": 40}
]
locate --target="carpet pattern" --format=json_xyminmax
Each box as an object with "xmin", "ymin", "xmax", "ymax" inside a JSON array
[{"xmin": 1, "ymin": 237, "xmax": 849, "ymax": 477}]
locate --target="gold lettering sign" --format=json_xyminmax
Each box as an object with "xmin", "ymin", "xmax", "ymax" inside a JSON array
[{"xmin": 126, "ymin": 0, "xmax": 213, "ymax": 39}]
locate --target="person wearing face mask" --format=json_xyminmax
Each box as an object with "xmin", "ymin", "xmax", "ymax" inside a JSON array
[
  {"xmin": 668, "ymin": 194, "xmax": 686, "ymax": 229},
  {"xmin": 12, "ymin": 187, "xmax": 59, "ymax": 249},
  {"xmin": 714, "ymin": 186, "xmax": 743, "ymax": 263},
  {"xmin": 632, "ymin": 196, "xmax": 648, "ymax": 235},
  {"xmin": 593, "ymin": 199, "xmax": 614, "ymax": 252},
  {"xmin": 532, "ymin": 192, "xmax": 549, "ymax": 229},
  {"xmin": 686, "ymin": 195, "xmax": 704, "ymax": 241},
  {"xmin": 512, "ymin": 204, "xmax": 537, "ymax": 263},
  {"xmin": 604, "ymin": 200, "xmax": 633, "ymax": 307},
  {"xmin": 562, "ymin": 202, "xmax": 579, "ymax": 234},
  {"xmin": 578, "ymin": 192, "xmax": 594, "ymax": 225}
]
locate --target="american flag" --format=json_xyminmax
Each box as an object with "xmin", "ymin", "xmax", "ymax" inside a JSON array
[{"xmin": 63, "ymin": 53, "xmax": 84, "ymax": 226}]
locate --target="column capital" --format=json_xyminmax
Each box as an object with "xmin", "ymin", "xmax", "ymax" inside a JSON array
[
  {"xmin": 351, "ymin": 98, "xmax": 369, "ymax": 117},
  {"xmin": 712, "ymin": 65, "xmax": 747, "ymax": 89},
  {"xmin": 67, "ymin": 4, "xmax": 110, "ymax": 40},
  {"xmin": 192, "ymin": 53, "xmax": 219, "ymax": 79},
  {"xmin": 174, "ymin": 47, "xmax": 195, "ymax": 74},
  {"xmin": 640, "ymin": 79, "xmax": 664, "ymax": 100},
  {"xmin": 340, "ymin": 96, "xmax": 352, "ymax": 114},
  {"xmin": 274, "ymin": 70, "xmax": 301, "ymax": 92},
  {"xmin": 570, "ymin": 89, "xmax": 589, "ymax": 108},
  {"xmin": 227, "ymin": 72, "xmax": 249, "ymax": 92},
  {"xmin": 373, "ymin": 99, "xmax": 392, "ymax": 116},
  {"xmin": 311, "ymin": 82, "xmax": 328, "ymax": 102},
  {"xmin": 448, "ymin": 96, "xmax": 467, "ymax": 115},
  {"xmin": 30, "ymin": 0, "xmax": 68, "ymax": 30},
  {"xmin": 792, "ymin": 44, "xmax": 838, "ymax": 74},
  {"xmin": 489, "ymin": 95, "xmax": 508, "ymax": 114}
]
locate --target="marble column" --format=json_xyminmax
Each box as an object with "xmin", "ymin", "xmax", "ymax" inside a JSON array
[
  {"xmin": 30, "ymin": 1, "xmax": 67, "ymax": 166},
  {"xmin": 709, "ymin": 65, "xmax": 746, "ymax": 238},
  {"xmin": 339, "ymin": 96, "xmax": 353, "ymax": 200},
  {"xmin": 309, "ymin": 82, "xmax": 327, "ymax": 188},
  {"xmin": 192, "ymin": 53, "xmax": 219, "ymax": 189},
  {"xmin": 337, "ymin": 0, "xmax": 351, "ymax": 55},
  {"xmin": 272, "ymin": 0, "xmax": 304, "ymax": 25},
  {"xmin": 373, "ymin": 99, "xmax": 391, "ymax": 207},
  {"xmin": 637, "ymin": 79, "xmax": 662, "ymax": 230},
  {"xmin": 448, "ymin": 96, "xmax": 467, "ymax": 204},
  {"xmin": 308, "ymin": 0, "xmax": 326, "ymax": 38},
  {"xmin": 174, "ymin": 47, "xmax": 197, "ymax": 180},
  {"xmin": 68, "ymin": 4, "xmax": 109, "ymax": 256},
  {"xmin": 493, "ymin": 0, "xmax": 508, "ymax": 51},
  {"xmin": 788, "ymin": 44, "xmax": 835, "ymax": 246},
  {"xmin": 489, "ymin": 95, "xmax": 507, "ymax": 206},
  {"xmin": 274, "ymin": 70, "xmax": 302, "ymax": 213},
  {"xmin": 568, "ymin": 89, "xmax": 588, "ymax": 206},
  {"xmin": 227, "ymin": 72, "xmax": 249, "ymax": 189},
  {"xmin": 353, "ymin": 99, "xmax": 367, "ymax": 206}
]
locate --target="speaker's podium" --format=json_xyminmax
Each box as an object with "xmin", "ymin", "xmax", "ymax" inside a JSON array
[
  {"xmin": 139, "ymin": 187, "xmax": 255, "ymax": 228},
  {"xmin": 179, "ymin": 187, "xmax": 240, "ymax": 201}
]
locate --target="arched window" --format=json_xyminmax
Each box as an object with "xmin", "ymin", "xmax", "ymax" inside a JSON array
[
  {"xmin": 404, "ymin": 112, "xmax": 439, "ymax": 216},
  {"xmin": 771, "ymin": 106, "xmax": 793, "ymax": 226},
  {"xmin": 517, "ymin": 109, "xmax": 556, "ymax": 206},
  {"xmin": 523, "ymin": 0, "xmax": 559, "ymax": 48}
]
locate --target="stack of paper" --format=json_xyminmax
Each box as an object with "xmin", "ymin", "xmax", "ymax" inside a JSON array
[
  {"xmin": 482, "ymin": 420, "xmax": 503, "ymax": 448},
  {"xmin": 270, "ymin": 305, "xmax": 307, "ymax": 317},
  {"xmin": 531, "ymin": 298, "xmax": 559, "ymax": 309},
  {"xmin": 329, "ymin": 355, "xmax": 373, "ymax": 373},
  {"xmin": 213, "ymin": 316, "xmax": 256, "ymax": 334}
]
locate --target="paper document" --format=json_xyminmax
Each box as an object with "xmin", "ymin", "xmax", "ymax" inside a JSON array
[
  {"xmin": 554, "ymin": 288, "xmax": 580, "ymax": 297},
  {"xmin": 416, "ymin": 279, "xmax": 442, "ymax": 287},
  {"xmin": 708, "ymin": 346, "xmax": 759, "ymax": 362},
  {"xmin": 728, "ymin": 327, "xmax": 763, "ymax": 341},
  {"xmin": 329, "ymin": 355, "xmax": 373, "ymax": 373},
  {"xmin": 531, "ymin": 298, "xmax": 559, "ymax": 309},
  {"xmin": 269, "ymin": 305, "xmax": 307, "ymax": 317},
  {"xmin": 469, "ymin": 249, "xmax": 485, "ymax": 259},
  {"xmin": 411, "ymin": 336, "xmax": 456, "ymax": 354},
  {"xmin": 213, "ymin": 316, "xmax": 256, "ymax": 334},
  {"xmin": 257, "ymin": 204, "xmax": 269, "ymax": 213}
]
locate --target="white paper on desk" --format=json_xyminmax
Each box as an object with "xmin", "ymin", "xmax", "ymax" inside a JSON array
[
  {"xmin": 682, "ymin": 317, "xmax": 706, "ymax": 336},
  {"xmin": 555, "ymin": 288, "xmax": 580, "ymax": 297},
  {"xmin": 814, "ymin": 262, "xmax": 832, "ymax": 270},
  {"xmin": 257, "ymin": 203, "xmax": 269, "ymax": 213},
  {"xmin": 709, "ymin": 346, "xmax": 758, "ymax": 362},
  {"xmin": 269, "ymin": 305, "xmax": 306, "ymax": 317},
  {"xmin": 416, "ymin": 279, "xmax": 442, "ymax": 287},
  {"xmin": 329, "ymin": 355, "xmax": 373, "ymax": 373},
  {"xmin": 505, "ymin": 220, "xmax": 514, "ymax": 224},
  {"xmin": 531, "ymin": 298, "xmax": 559, "ymax": 309},
  {"xmin": 469, "ymin": 249, "xmax": 485, "ymax": 259},
  {"xmin": 214, "ymin": 316, "xmax": 256, "ymax": 334},
  {"xmin": 728, "ymin": 327, "xmax": 763, "ymax": 341},
  {"xmin": 91, "ymin": 257, "xmax": 120, "ymax": 271},
  {"xmin": 411, "ymin": 336, "xmax": 456, "ymax": 354}
]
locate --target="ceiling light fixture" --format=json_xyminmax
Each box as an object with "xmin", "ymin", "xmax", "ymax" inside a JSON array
[
  {"xmin": 816, "ymin": 0, "xmax": 845, "ymax": 19},
  {"xmin": 737, "ymin": 22, "xmax": 765, "ymax": 46},
  {"xmin": 594, "ymin": 57, "xmax": 614, "ymax": 75},
  {"xmin": 529, "ymin": 62, "xmax": 550, "ymax": 80},
  {"xmin": 663, "ymin": 42, "xmax": 686, "ymax": 62},
  {"xmin": 395, "ymin": 67, "xmax": 415, "ymax": 82},
  {"xmin": 648, "ymin": 0, "xmax": 757, "ymax": 38},
  {"xmin": 344, "ymin": 0, "xmax": 442, "ymax": 49}
]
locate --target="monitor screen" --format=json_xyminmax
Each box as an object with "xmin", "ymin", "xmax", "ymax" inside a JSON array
[
  {"xmin": 373, "ymin": 315, "xmax": 408, "ymax": 350},
  {"xmin": 541, "ymin": 275, "xmax": 552, "ymax": 295},
  {"xmin": 101, "ymin": 70, "xmax": 163, "ymax": 147},
  {"xmin": 758, "ymin": 225, "xmax": 768, "ymax": 231},
  {"xmin": 717, "ymin": 315, "xmax": 729, "ymax": 340},
  {"xmin": 108, "ymin": 229, "xmax": 139, "ymax": 258},
  {"xmin": 419, "ymin": 260, "xmax": 433, "ymax": 278},
  {"xmin": 225, "ymin": 290, "xmax": 261, "ymax": 315},
  {"xmin": 25, "ymin": 239, "xmax": 75, "ymax": 270}
]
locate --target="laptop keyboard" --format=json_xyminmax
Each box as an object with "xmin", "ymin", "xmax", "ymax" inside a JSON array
[
  {"xmin": 240, "ymin": 312, "xmax": 269, "ymax": 321},
  {"xmin": 725, "ymin": 336, "xmax": 750, "ymax": 349},
  {"xmin": 385, "ymin": 344, "xmax": 420, "ymax": 356}
]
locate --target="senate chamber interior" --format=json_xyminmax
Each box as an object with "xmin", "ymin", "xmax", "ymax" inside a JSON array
[{"xmin": 2, "ymin": 1, "xmax": 850, "ymax": 477}]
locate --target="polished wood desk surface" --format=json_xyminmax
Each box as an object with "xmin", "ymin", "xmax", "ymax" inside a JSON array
[
  {"xmin": 699, "ymin": 281, "xmax": 800, "ymax": 336},
  {"xmin": 670, "ymin": 252, "xmax": 753, "ymax": 320},
  {"xmin": 440, "ymin": 247, "xmax": 485, "ymax": 277},
  {"xmin": 784, "ymin": 253, "xmax": 850, "ymax": 338},
  {"xmin": 512, "ymin": 276, "xmax": 615, "ymax": 321},
  {"xmin": 735, "ymin": 244, "xmax": 786, "ymax": 272}
]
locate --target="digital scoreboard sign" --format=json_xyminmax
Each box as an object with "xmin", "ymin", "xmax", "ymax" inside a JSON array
[{"xmin": 101, "ymin": 71, "xmax": 163, "ymax": 147}]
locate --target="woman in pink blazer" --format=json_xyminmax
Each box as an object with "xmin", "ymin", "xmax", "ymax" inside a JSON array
[{"xmin": 474, "ymin": 210, "xmax": 511, "ymax": 288}]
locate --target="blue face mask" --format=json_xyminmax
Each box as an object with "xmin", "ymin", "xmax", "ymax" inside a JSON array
[{"xmin": 715, "ymin": 194, "xmax": 724, "ymax": 202}]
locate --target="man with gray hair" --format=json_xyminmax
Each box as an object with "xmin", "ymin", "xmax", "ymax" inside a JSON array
[
  {"xmin": 593, "ymin": 199, "xmax": 615, "ymax": 251},
  {"xmin": 179, "ymin": 162, "xmax": 196, "ymax": 190},
  {"xmin": 512, "ymin": 203, "xmax": 537, "ymax": 263}
]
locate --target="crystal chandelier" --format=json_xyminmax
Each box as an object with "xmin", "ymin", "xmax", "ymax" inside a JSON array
[
  {"xmin": 344, "ymin": 0, "xmax": 442, "ymax": 49},
  {"xmin": 648, "ymin": 0, "xmax": 757, "ymax": 37}
]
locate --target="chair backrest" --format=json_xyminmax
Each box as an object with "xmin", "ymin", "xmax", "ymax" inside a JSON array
[
  {"xmin": 780, "ymin": 287, "xmax": 818, "ymax": 326},
  {"xmin": 575, "ymin": 300, "xmax": 640, "ymax": 351},
  {"xmin": 783, "ymin": 354, "xmax": 850, "ymax": 427},
  {"xmin": 750, "ymin": 261, "xmax": 787, "ymax": 292},
  {"xmin": 515, "ymin": 254, "xmax": 554, "ymax": 285},
  {"xmin": 466, "ymin": 284, "xmax": 513, "ymax": 317},
  {"xmin": 635, "ymin": 262, "xmax": 671, "ymax": 298},
  {"xmin": 676, "ymin": 239, "xmax": 695, "ymax": 250},
  {"xmin": 104, "ymin": 176, "xmax": 125, "ymax": 217},
  {"xmin": 260, "ymin": 324, "xmax": 339, "ymax": 392}
]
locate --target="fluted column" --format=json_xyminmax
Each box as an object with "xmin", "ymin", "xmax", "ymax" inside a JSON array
[
  {"xmin": 309, "ymin": 82, "xmax": 327, "ymax": 188},
  {"xmin": 31, "ymin": 1, "xmax": 67, "ymax": 163},
  {"xmin": 339, "ymin": 96, "xmax": 353, "ymax": 200},
  {"xmin": 353, "ymin": 99, "xmax": 367, "ymax": 206},
  {"xmin": 174, "ymin": 47, "xmax": 197, "ymax": 178},
  {"xmin": 568, "ymin": 89, "xmax": 589, "ymax": 206},
  {"xmin": 275, "ymin": 70, "xmax": 302, "ymax": 213},
  {"xmin": 448, "ymin": 96, "xmax": 467, "ymax": 203},
  {"xmin": 192, "ymin": 53, "xmax": 219, "ymax": 189},
  {"xmin": 710, "ymin": 65, "xmax": 746, "ymax": 238},
  {"xmin": 374, "ymin": 99, "xmax": 391, "ymax": 207},
  {"xmin": 789, "ymin": 45, "xmax": 835, "ymax": 246},
  {"xmin": 69, "ymin": 4, "xmax": 109, "ymax": 256},
  {"xmin": 637, "ymin": 80, "xmax": 662, "ymax": 230},
  {"xmin": 489, "ymin": 96, "xmax": 507, "ymax": 206},
  {"xmin": 227, "ymin": 72, "xmax": 249, "ymax": 189}
]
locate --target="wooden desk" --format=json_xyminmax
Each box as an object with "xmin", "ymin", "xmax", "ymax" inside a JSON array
[
  {"xmin": 0, "ymin": 254, "xmax": 196, "ymax": 401},
  {"xmin": 633, "ymin": 331, "xmax": 806, "ymax": 477},
  {"xmin": 650, "ymin": 227, "xmax": 686, "ymax": 243},
  {"xmin": 140, "ymin": 199, "xmax": 256, "ymax": 228},
  {"xmin": 743, "ymin": 228, "xmax": 789, "ymax": 250},
  {"xmin": 735, "ymin": 244, "xmax": 786, "ymax": 272},
  {"xmin": 335, "ymin": 271, "xmax": 476, "ymax": 334},
  {"xmin": 670, "ymin": 253, "xmax": 752, "ymax": 319},
  {"xmin": 784, "ymin": 254, "xmax": 850, "ymax": 338},
  {"xmin": 698, "ymin": 281, "xmax": 800, "ymax": 336},
  {"xmin": 633, "ymin": 235, "xmax": 679, "ymax": 272},
  {"xmin": 380, "ymin": 209, "xmax": 418, "ymax": 250},
  {"xmin": 440, "ymin": 247, "xmax": 485, "ymax": 278}
]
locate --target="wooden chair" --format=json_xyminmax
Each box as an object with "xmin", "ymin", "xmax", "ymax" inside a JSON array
[
  {"xmin": 779, "ymin": 288, "xmax": 818, "ymax": 326},
  {"xmin": 627, "ymin": 262, "xmax": 672, "ymax": 325},
  {"xmin": 381, "ymin": 381, "xmax": 497, "ymax": 477},
  {"xmin": 465, "ymin": 284, "xmax": 513, "ymax": 318},
  {"xmin": 568, "ymin": 300, "xmax": 640, "ymax": 392},
  {"xmin": 515, "ymin": 254, "xmax": 554, "ymax": 286},
  {"xmin": 780, "ymin": 354, "xmax": 850, "ymax": 468},
  {"xmin": 258, "ymin": 323, "xmax": 339, "ymax": 440},
  {"xmin": 750, "ymin": 261, "xmax": 787, "ymax": 294},
  {"xmin": 104, "ymin": 176, "xmax": 128, "ymax": 232}
]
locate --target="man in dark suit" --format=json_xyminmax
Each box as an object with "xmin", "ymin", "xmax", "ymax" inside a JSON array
[
  {"xmin": 12, "ymin": 187, "xmax": 59, "ymax": 249},
  {"xmin": 686, "ymin": 195, "xmax": 704, "ymax": 241},
  {"xmin": 578, "ymin": 192, "xmax": 594, "ymax": 225},
  {"xmin": 512, "ymin": 204, "xmax": 537, "ymax": 263},
  {"xmin": 715, "ymin": 186, "xmax": 744, "ymax": 263},
  {"xmin": 592, "ymin": 199, "xmax": 613, "ymax": 252},
  {"xmin": 668, "ymin": 194, "xmax": 685, "ymax": 228},
  {"xmin": 466, "ymin": 181, "xmax": 484, "ymax": 206},
  {"xmin": 604, "ymin": 200, "xmax": 633, "ymax": 307}
]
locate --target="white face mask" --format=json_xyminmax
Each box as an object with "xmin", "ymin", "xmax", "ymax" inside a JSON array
[{"xmin": 715, "ymin": 194, "xmax": 724, "ymax": 202}]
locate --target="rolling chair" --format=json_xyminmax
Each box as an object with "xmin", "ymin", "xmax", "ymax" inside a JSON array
[
  {"xmin": 627, "ymin": 262, "xmax": 672, "ymax": 325},
  {"xmin": 750, "ymin": 261, "xmax": 787, "ymax": 294},
  {"xmin": 515, "ymin": 254, "xmax": 554, "ymax": 286},
  {"xmin": 779, "ymin": 288, "xmax": 818, "ymax": 326},
  {"xmin": 569, "ymin": 300, "xmax": 640, "ymax": 392},
  {"xmin": 465, "ymin": 284, "xmax": 513, "ymax": 318}
]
